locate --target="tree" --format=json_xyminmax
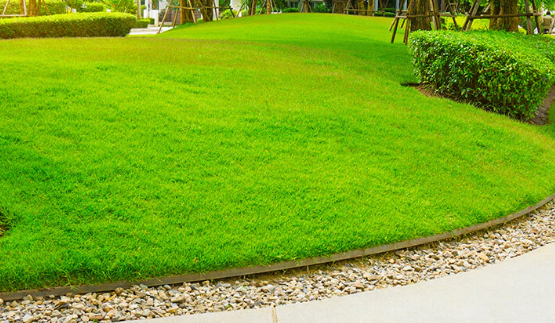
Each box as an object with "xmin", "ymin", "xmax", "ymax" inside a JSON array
[
  {"xmin": 248, "ymin": 0, "xmax": 257, "ymax": 14},
  {"xmin": 180, "ymin": 0, "xmax": 195, "ymax": 23},
  {"xmin": 410, "ymin": 0, "xmax": 432, "ymax": 31},
  {"xmin": 28, "ymin": 0, "xmax": 37, "ymax": 15},
  {"xmin": 489, "ymin": 0, "xmax": 519, "ymax": 31},
  {"xmin": 200, "ymin": 0, "xmax": 214, "ymax": 20}
]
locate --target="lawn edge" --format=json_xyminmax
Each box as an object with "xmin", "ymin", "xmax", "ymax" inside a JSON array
[{"xmin": 2, "ymin": 192, "xmax": 554, "ymax": 301}]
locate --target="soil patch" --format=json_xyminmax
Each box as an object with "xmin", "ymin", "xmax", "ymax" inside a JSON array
[
  {"xmin": 404, "ymin": 83, "xmax": 555, "ymax": 125},
  {"xmin": 401, "ymin": 82, "xmax": 442, "ymax": 99},
  {"xmin": 529, "ymin": 86, "xmax": 555, "ymax": 126}
]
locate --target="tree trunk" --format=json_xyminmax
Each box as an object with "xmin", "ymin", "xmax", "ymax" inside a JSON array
[
  {"xmin": 202, "ymin": 0, "xmax": 214, "ymax": 20},
  {"xmin": 180, "ymin": 0, "xmax": 195, "ymax": 23},
  {"xmin": 410, "ymin": 0, "xmax": 431, "ymax": 31},
  {"xmin": 28, "ymin": 0, "xmax": 36, "ymax": 16},
  {"xmin": 137, "ymin": 0, "xmax": 141, "ymax": 19},
  {"xmin": 20, "ymin": 0, "xmax": 25, "ymax": 14},
  {"xmin": 248, "ymin": 0, "xmax": 257, "ymax": 15},
  {"xmin": 489, "ymin": 0, "xmax": 519, "ymax": 31}
]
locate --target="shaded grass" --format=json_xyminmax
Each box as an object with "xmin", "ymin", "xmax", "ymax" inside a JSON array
[{"xmin": 0, "ymin": 14, "xmax": 555, "ymax": 291}]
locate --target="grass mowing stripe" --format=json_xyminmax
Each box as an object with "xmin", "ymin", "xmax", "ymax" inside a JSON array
[{"xmin": 0, "ymin": 14, "xmax": 554, "ymax": 291}]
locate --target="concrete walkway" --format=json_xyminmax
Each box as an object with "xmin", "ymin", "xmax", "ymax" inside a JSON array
[
  {"xmin": 135, "ymin": 243, "xmax": 555, "ymax": 323},
  {"xmin": 128, "ymin": 27, "xmax": 173, "ymax": 36}
]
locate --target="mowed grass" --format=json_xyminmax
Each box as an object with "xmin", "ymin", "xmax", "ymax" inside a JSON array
[{"xmin": 1, "ymin": 14, "xmax": 555, "ymax": 291}]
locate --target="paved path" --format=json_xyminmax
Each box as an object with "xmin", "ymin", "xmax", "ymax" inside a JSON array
[
  {"xmin": 134, "ymin": 243, "xmax": 555, "ymax": 323},
  {"xmin": 128, "ymin": 27, "xmax": 173, "ymax": 36}
]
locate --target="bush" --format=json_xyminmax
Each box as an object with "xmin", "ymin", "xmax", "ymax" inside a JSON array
[
  {"xmin": 0, "ymin": 12, "xmax": 136, "ymax": 38},
  {"xmin": 409, "ymin": 31, "xmax": 555, "ymax": 120},
  {"xmin": 0, "ymin": 0, "xmax": 66, "ymax": 15},
  {"xmin": 282, "ymin": 7, "xmax": 299, "ymax": 13},
  {"xmin": 219, "ymin": 9, "xmax": 238, "ymax": 19},
  {"xmin": 313, "ymin": 3, "xmax": 330, "ymax": 12},
  {"xmin": 78, "ymin": 2, "xmax": 106, "ymax": 12},
  {"xmin": 134, "ymin": 18, "xmax": 150, "ymax": 27},
  {"xmin": 519, "ymin": 34, "xmax": 555, "ymax": 64}
]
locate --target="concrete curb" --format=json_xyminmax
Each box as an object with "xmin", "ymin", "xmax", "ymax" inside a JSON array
[{"xmin": 1, "ymin": 193, "xmax": 554, "ymax": 301}]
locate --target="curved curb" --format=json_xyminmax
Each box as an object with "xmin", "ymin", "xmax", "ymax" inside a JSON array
[{"xmin": 1, "ymin": 193, "xmax": 554, "ymax": 301}]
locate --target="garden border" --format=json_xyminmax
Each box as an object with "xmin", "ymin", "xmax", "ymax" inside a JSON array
[{"xmin": 2, "ymin": 193, "xmax": 555, "ymax": 301}]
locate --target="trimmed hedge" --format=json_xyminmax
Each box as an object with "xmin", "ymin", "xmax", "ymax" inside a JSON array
[
  {"xmin": 134, "ymin": 18, "xmax": 150, "ymax": 28},
  {"xmin": 0, "ymin": 12, "xmax": 136, "ymax": 38},
  {"xmin": 409, "ymin": 31, "xmax": 555, "ymax": 120},
  {"xmin": 0, "ymin": 0, "xmax": 66, "ymax": 15},
  {"xmin": 78, "ymin": 2, "xmax": 106, "ymax": 12}
]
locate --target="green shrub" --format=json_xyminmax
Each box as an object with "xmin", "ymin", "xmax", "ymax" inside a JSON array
[
  {"xmin": 219, "ymin": 9, "xmax": 238, "ymax": 19},
  {"xmin": 0, "ymin": 12, "xmax": 136, "ymax": 38},
  {"xmin": 313, "ymin": 3, "xmax": 330, "ymax": 12},
  {"xmin": 0, "ymin": 0, "xmax": 66, "ymax": 15},
  {"xmin": 78, "ymin": 2, "xmax": 105, "ymax": 12},
  {"xmin": 282, "ymin": 7, "xmax": 299, "ymax": 12},
  {"xmin": 134, "ymin": 18, "xmax": 150, "ymax": 27},
  {"xmin": 409, "ymin": 31, "xmax": 555, "ymax": 120}
]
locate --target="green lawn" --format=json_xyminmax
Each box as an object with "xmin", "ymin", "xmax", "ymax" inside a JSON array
[{"xmin": 1, "ymin": 14, "xmax": 555, "ymax": 292}]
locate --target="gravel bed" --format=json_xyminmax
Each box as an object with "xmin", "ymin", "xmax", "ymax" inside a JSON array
[{"xmin": 1, "ymin": 200, "xmax": 554, "ymax": 323}]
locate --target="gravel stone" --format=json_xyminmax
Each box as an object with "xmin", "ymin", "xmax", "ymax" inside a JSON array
[{"xmin": 1, "ymin": 201, "xmax": 554, "ymax": 322}]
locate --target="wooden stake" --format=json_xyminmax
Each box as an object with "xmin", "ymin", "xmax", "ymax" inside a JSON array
[
  {"xmin": 390, "ymin": 13, "xmax": 401, "ymax": 43},
  {"xmin": 158, "ymin": 8, "xmax": 170, "ymax": 33},
  {"xmin": 463, "ymin": 0, "xmax": 480, "ymax": 31},
  {"xmin": 523, "ymin": 0, "xmax": 533, "ymax": 34},
  {"xmin": 531, "ymin": 0, "xmax": 542, "ymax": 34},
  {"xmin": 172, "ymin": 7, "xmax": 179, "ymax": 27},
  {"xmin": 446, "ymin": 0, "xmax": 458, "ymax": 30},
  {"xmin": 2, "ymin": 0, "xmax": 10, "ymax": 15}
]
